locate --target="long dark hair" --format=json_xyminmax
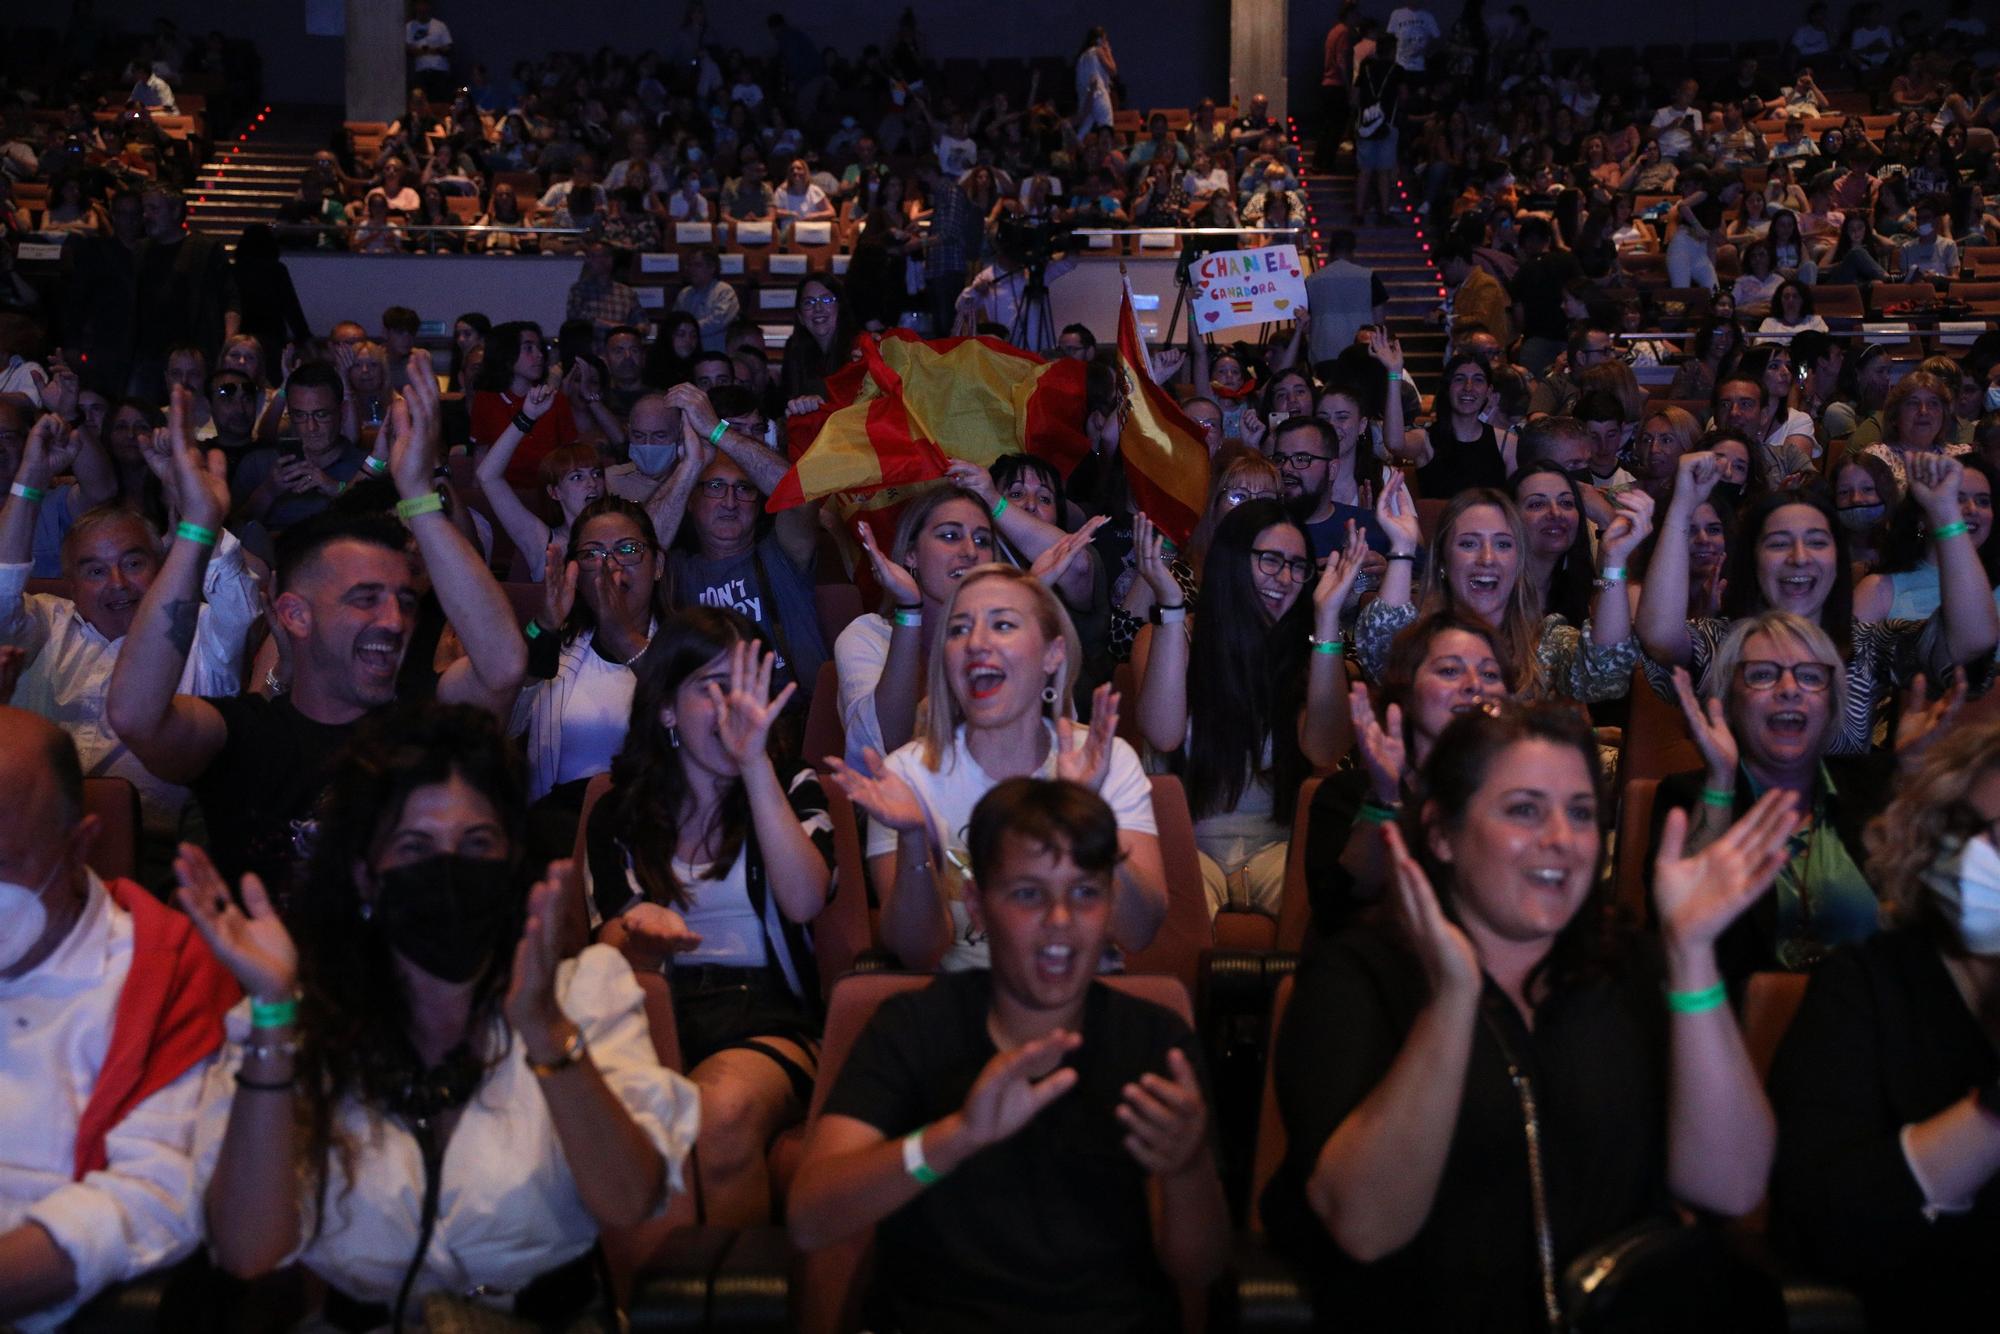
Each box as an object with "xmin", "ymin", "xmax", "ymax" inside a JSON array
[
  {"xmin": 562, "ymin": 496, "xmax": 664, "ymax": 644},
  {"xmin": 1415, "ymin": 700, "xmax": 1624, "ymax": 995},
  {"xmin": 603, "ymin": 608, "xmax": 764, "ymax": 910},
  {"xmin": 475, "ymin": 320, "xmax": 541, "ymax": 393},
  {"xmin": 289, "ymin": 703, "xmax": 529, "ymax": 1219},
  {"xmin": 1182, "ymin": 500, "xmax": 1311, "ymax": 821},
  {"xmin": 780, "ymin": 273, "xmax": 858, "ymax": 400},
  {"xmin": 1722, "ymin": 488, "xmax": 1855, "ymax": 655},
  {"xmin": 1508, "ymin": 463, "xmax": 1594, "ymax": 627},
  {"xmin": 1879, "ymin": 455, "xmax": 2000, "ymax": 582}
]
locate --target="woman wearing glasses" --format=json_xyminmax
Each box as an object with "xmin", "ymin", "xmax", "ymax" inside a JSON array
[
  {"xmin": 513, "ymin": 497, "xmax": 664, "ymax": 853},
  {"xmin": 474, "ymin": 382, "xmax": 610, "ymax": 582},
  {"xmin": 1131, "ymin": 500, "xmax": 1368, "ymax": 914},
  {"xmin": 780, "ymin": 274, "xmax": 858, "ymax": 402},
  {"xmin": 1654, "ymin": 612, "xmax": 1907, "ymax": 989},
  {"xmin": 1638, "ymin": 452, "xmax": 1997, "ymax": 756}
]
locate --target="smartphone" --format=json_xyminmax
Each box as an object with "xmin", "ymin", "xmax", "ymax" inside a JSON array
[{"xmin": 276, "ymin": 436, "xmax": 305, "ymax": 462}]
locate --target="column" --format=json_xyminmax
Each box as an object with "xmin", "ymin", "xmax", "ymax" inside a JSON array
[
  {"xmin": 346, "ymin": 0, "xmax": 406, "ymax": 123},
  {"xmin": 1230, "ymin": 0, "xmax": 1289, "ymax": 122}
]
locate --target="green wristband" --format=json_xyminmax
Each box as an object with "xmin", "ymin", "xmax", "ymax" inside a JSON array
[
  {"xmin": 1311, "ymin": 638, "xmax": 1345, "ymax": 656},
  {"xmin": 250, "ymin": 996, "xmax": 299, "ymax": 1029},
  {"xmin": 1665, "ymin": 981, "xmax": 1727, "ymax": 1015},
  {"xmin": 990, "ymin": 495, "xmax": 1009, "ymax": 520},
  {"xmin": 1357, "ymin": 800, "xmax": 1401, "ymax": 826},
  {"xmin": 8, "ymin": 481, "xmax": 45, "ymax": 503},
  {"xmin": 707, "ymin": 419, "xmax": 729, "ymax": 447},
  {"xmin": 1932, "ymin": 520, "xmax": 1970, "ymax": 542},
  {"xmin": 525, "ymin": 619, "xmax": 545, "ymax": 640},
  {"xmin": 174, "ymin": 521, "xmax": 217, "ymax": 547},
  {"xmin": 360, "ymin": 453, "xmax": 390, "ymax": 476},
  {"xmin": 394, "ymin": 491, "xmax": 444, "ymax": 521},
  {"xmin": 1699, "ymin": 786, "xmax": 1735, "ymax": 809}
]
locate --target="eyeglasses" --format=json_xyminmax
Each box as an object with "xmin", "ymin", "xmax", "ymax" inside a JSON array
[
  {"xmin": 574, "ymin": 539, "xmax": 652, "ymax": 567},
  {"xmin": 1250, "ymin": 548, "xmax": 1314, "ymax": 582},
  {"xmin": 699, "ymin": 478, "xmax": 761, "ymax": 501},
  {"xmin": 1270, "ymin": 451, "xmax": 1332, "ymax": 472},
  {"xmin": 290, "ymin": 408, "xmax": 337, "ymax": 424},
  {"xmin": 799, "ymin": 294, "xmax": 838, "ymax": 309},
  {"xmin": 1224, "ymin": 487, "xmax": 1278, "ymax": 507},
  {"xmin": 1736, "ymin": 660, "xmax": 1835, "ymax": 692}
]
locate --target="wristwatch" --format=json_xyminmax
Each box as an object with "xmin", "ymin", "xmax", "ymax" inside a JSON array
[{"xmin": 527, "ymin": 1024, "xmax": 587, "ymax": 1078}]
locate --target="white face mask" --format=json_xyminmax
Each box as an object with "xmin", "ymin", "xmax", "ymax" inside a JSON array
[
  {"xmin": 1924, "ymin": 832, "xmax": 2000, "ymax": 955},
  {"xmin": 629, "ymin": 443, "xmax": 677, "ymax": 476},
  {"xmin": 1917, "ymin": 222, "xmax": 1935, "ymax": 238},
  {"xmin": 1986, "ymin": 386, "xmax": 2000, "ymax": 412},
  {"xmin": 0, "ymin": 855, "xmax": 65, "ymax": 973}
]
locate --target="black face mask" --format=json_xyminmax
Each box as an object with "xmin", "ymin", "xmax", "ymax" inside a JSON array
[
  {"xmin": 374, "ymin": 855, "xmax": 525, "ymax": 984},
  {"xmin": 1712, "ymin": 479, "xmax": 1745, "ymax": 509}
]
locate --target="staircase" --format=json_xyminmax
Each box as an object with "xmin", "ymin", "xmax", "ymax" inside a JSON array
[
  {"xmin": 1290, "ymin": 118, "xmax": 1446, "ymax": 384},
  {"xmin": 185, "ymin": 104, "xmax": 338, "ymax": 242}
]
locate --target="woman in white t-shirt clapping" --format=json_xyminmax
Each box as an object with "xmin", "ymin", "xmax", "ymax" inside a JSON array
[{"xmin": 831, "ymin": 564, "xmax": 1167, "ymax": 971}]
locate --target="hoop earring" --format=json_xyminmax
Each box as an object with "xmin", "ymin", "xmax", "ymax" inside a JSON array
[{"xmin": 1041, "ymin": 683, "xmax": 1058, "ymax": 706}]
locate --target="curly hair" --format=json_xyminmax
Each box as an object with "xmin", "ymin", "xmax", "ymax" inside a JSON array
[{"xmin": 1865, "ymin": 710, "xmax": 2000, "ymax": 939}]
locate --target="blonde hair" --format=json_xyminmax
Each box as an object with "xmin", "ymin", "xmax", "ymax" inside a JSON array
[
  {"xmin": 1419, "ymin": 490, "xmax": 1546, "ymax": 697},
  {"xmin": 1865, "ymin": 710, "xmax": 2000, "ymax": 933},
  {"xmin": 919, "ymin": 564, "xmax": 1083, "ymax": 771},
  {"xmin": 883, "ymin": 484, "xmax": 996, "ymax": 613},
  {"xmin": 1642, "ymin": 405, "xmax": 1700, "ymax": 461},
  {"xmin": 1882, "ymin": 370, "xmax": 1957, "ymax": 449},
  {"xmin": 1191, "ymin": 448, "xmax": 1282, "ymax": 576},
  {"xmin": 1703, "ymin": 610, "xmax": 1848, "ymax": 749}
]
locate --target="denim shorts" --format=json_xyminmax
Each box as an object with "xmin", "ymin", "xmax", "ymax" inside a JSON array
[{"xmin": 1356, "ymin": 129, "xmax": 1399, "ymax": 170}]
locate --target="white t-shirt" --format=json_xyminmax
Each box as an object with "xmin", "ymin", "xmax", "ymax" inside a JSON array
[
  {"xmin": 406, "ymin": 18, "xmax": 452, "ymax": 72},
  {"xmin": 1650, "ymin": 105, "xmax": 1701, "ymax": 159},
  {"xmin": 937, "ymin": 134, "xmax": 978, "ymax": 176},
  {"xmin": 835, "ymin": 612, "xmax": 893, "ymax": 773},
  {"xmin": 674, "ymin": 852, "xmax": 772, "ymax": 968},
  {"xmin": 1386, "ymin": 7, "xmax": 1440, "ymax": 71},
  {"xmin": 866, "ymin": 721, "xmax": 1158, "ymax": 971},
  {"xmin": 511, "ymin": 628, "xmax": 642, "ymax": 802},
  {"xmin": 1790, "ymin": 24, "xmax": 1831, "ymax": 56},
  {"xmin": 775, "ymin": 182, "xmax": 831, "ymax": 217}
]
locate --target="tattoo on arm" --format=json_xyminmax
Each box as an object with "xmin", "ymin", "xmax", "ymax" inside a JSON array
[{"xmin": 165, "ymin": 599, "xmax": 200, "ymax": 655}]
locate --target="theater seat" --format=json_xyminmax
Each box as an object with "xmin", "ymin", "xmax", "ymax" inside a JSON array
[
  {"xmin": 801, "ymin": 660, "xmax": 846, "ymax": 771},
  {"xmin": 1124, "ymin": 775, "xmax": 1215, "ymax": 996},
  {"xmin": 1214, "ymin": 974, "xmax": 1313, "ymax": 1331},
  {"xmin": 82, "ymin": 777, "xmax": 139, "ymax": 885}
]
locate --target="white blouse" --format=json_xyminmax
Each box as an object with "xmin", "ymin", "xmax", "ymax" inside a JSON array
[{"xmin": 194, "ymin": 946, "xmax": 698, "ymax": 1309}]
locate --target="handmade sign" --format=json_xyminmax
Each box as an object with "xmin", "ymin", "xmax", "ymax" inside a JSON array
[{"xmin": 1189, "ymin": 243, "xmax": 1307, "ymax": 327}]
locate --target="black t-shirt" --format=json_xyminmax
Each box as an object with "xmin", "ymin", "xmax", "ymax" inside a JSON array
[
  {"xmin": 1510, "ymin": 250, "xmax": 1582, "ymax": 341},
  {"xmin": 191, "ymin": 694, "xmax": 371, "ymax": 898},
  {"xmin": 1262, "ymin": 926, "xmax": 1673, "ymax": 1332},
  {"xmin": 1415, "ymin": 419, "xmax": 1507, "ymax": 500},
  {"xmin": 822, "ymin": 971, "xmax": 1201, "ymax": 1333}
]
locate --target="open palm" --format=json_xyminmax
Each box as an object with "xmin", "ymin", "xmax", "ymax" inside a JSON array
[
  {"xmin": 826, "ymin": 748, "xmax": 928, "ymax": 832},
  {"xmin": 1652, "ymin": 789, "xmax": 1801, "ymax": 955},
  {"xmin": 710, "ymin": 642, "xmax": 797, "ymax": 768},
  {"xmin": 173, "ymin": 842, "xmax": 298, "ymax": 1003}
]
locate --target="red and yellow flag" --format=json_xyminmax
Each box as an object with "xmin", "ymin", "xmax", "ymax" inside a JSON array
[
  {"xmin": 1115, "ymin": 275, "xmax": 1210, "ymax": 547},
  {"xmin": 769, "ymin": 330, "xmax": 1090, "ymax": 514}
]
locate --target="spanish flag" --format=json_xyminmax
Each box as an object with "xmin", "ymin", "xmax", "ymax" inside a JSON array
[
  {"xmin": 1115, "ymin": 272, "xmax": 1210, "ymax": 547},
  {"xmin": 768, "ymin": 330, "xmax": 1091, "ymax": 516}
]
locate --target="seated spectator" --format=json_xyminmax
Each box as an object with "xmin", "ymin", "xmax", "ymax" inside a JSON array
[
  {"xmin": 0, "ymin": 706, "xmax": 237, "ymax": 1328},
  {"xmin": 1359, "ymin": 477, "xmax": 1648, "ymax": 704},
  {"xmin": 472, "ymin": 182, "xmax": 539, "ymax": 255},
  {"xmin": 107, "ymin": 366, "xmax": 526, "ymax": 895},
  {"xmin": 538, "ymin": 154, "xmax": 604, "ymax": 218},
  {"xmin": 475, "ymin": 395, "xmax": 608, "ymax": 582},
  {"xmin": 588, "ymin": 612, "xmax": 832, "ymax": 1224},
  {"xmin": 565, "ymin": 240, "xmax": 643, "ymax": 340},
  {"xmin": 1732, "ymin": 243, "xmax": 1785, "ymax": 320},
  {"xmin": 789, "ymin": 776, "xmax": 1226, "ymax": 1329},
  {"xmin": 471, "ymin": 323, "xmax": 580, "ymax": 487},
  {"xmin": 1833, "ymin": 451, "xmax": 1896, "ymax": 569},
  {"xmin": 1758, "ymin": 280, "xmax": 1827, "ymax": 340},
  {"xmin": 650, "ymin": 386, "xmax": 826, "ymax": 701},
  {"xmin": 1511, "ymin": 464, "xmax": 1598, "ymax": 629},
  {"xmin": 1856, "ymin": 456, "xmax": 2000, "ymax": 633},
  {"xmin": 832, "ymin": 564, "xmax": 1166, "ymax": 971},
  {"xmin": 1630, "ymin": 405, "xmax": 1701, "ymax": 504},
  {"xmin": 182, "ymin": 702, "xmax": 697, "ymax": 1322},
  {"xmin": 349, "ymin": 189, "xmax": 403, "ymax": 255},
  {"xmin": 1390, "ymin": 353, "xmax": 1508, "ymax": 495},
  {"xmin": 1898, "ymin": 194, "xmax": 1961, "ymax": 282},
  {"xmin": 780, "ymin": 275, "xmax": 857, "ymax": 401},
  {"xmin": 1769, "ymin": 711, "xmax": 2000, "ymax": 1331},
  {"xmin": 1132, "ymin": 502, "xmax": 1364, "ymax": 914},
  {"xmin": 1818, "ymin": 211, "xmax": 1892, "ymax": 285},
  {"xmin": 229, "ymin": 364, "xmax": 367, "ymax": 533},
  {"xmin": 675, "ymin": 248, "xmax": 741, "ymax": 355},
  {"xmin": 1265, "ymin": 701, "xmax": 1793, "ymax": 1331},
  {"xmin": 722, "ymin": 157, "xmax": 775, "ymax": 222},
  {"xmin": 1712, "ymin": 363, "xmax": 1815, "ymax": 483},
  {"xmin": 772, "ymin": 156, "xmax": 835, "ymax": 226},
  {"xmin": 1823, "ymin": 341, "xmax": 1894, "ymax": 444},
  {"xmin": 1669, "ymin": 316, "xmax": 1746, "ymax": 405},
  {"xmin": 1860, "ymin": 370, "xmax": 1971, "ymax": 490}
]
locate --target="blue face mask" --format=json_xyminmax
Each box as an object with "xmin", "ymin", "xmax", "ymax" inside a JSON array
[{"xmin": 629, "ymin": 443, "xmax": 677, "ymax": 476}]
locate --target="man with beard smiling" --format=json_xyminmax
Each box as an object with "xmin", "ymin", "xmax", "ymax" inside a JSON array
[
  {"xmin": 1272, "ymin": 416, "xmax": 1389, "ymax": 562},
  {"xmin": 0, "ymin": 413, "xmax": 259, "ymax": 860},
  {"xmin": 108, "ymin": 357, "xmax": 525, "ymax": 894}
]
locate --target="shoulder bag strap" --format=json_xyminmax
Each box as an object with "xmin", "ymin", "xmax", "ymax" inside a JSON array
[{"xmin": 1478, "ymin": 1004, "xmax": 1564, "ymax": 1333}]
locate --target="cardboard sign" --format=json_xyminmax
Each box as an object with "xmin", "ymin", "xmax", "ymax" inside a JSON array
[{"xmin": 1189, "ymin": 243, "xmax": 1307, "ymax": 328}]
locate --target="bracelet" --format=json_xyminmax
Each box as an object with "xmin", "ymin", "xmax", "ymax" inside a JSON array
[
  {"xmin": 263, "ymin": 669, "xmax": 287, "ymax": 696},
  {"xmin": 1386, "ymin": 369, "xmax": 1403, "ymax": 381},
  {"xmin": 250, "ymin": 996, "xmax": 299, "ymax": 1029},
  {"xmin": 174, "ymin": 521, "xmax": 218, "ymax": 547},
  {"xmin": 1309, "ymin": 636, "xmax": 1345, "ymax": 656},
  {"xmin": 1699, "ymin": 786, "xmax": 1735, "ymax": 809},
  {"xmin": 527, "ymin": 1024, "xmax": 588, "ymax": 1077},
  {"xmin": 8, "ymin": 481, "xmax": 44, "ymax": 502},
  {"xmin": 902, "ymin": 1125, "xmax": 942, "ymax": 1185},
  {"xmin": 234, "ymin": 1073, "xmax": 297, "ymax": 1092},
  {"xmin": 892, "ymin": 608, "xmax": 922, "ymax": 628},
  {"xmin": 989, "ymin": 495, "xmax": 1009, "ymax": 520},
  {"xmin": 360, "ymin": 453, "xmax": 389, "ymax": 476},
  {"xmin": 394, "ymin": 491, "xmax": 444, "ymax": 521},
  {"xmin": 707, "ymin": 419, "xmax": 730, "ymax": 446},
  {"xmin": 511, "ymin": 411, "xmax": 536, "ymax": 433},
  {"xmin": 1933, "ymin": 520, "xmax": 1971, "ymax": 541},
  {"xmin": 1149, "ymin": 602, "xmax": 1187, "ymax": 625},
  {"xmin": 1597, "ymin": 566, "xmax": 1627, "ymax": 582},
  {"xmin": 1386, "ymin": 551, "xmax": 1416, "ymax": 562},
  {"xmin": 244, "ymin": 1036, "xmax": 300, "ymax": 1063},
  {"xmin": 1357, "ymin": 799, "xmax": 1401, "ymax": 826},
  {"xmin": 525, "ymin": 619, "xmax": 545, "ymax": 640},
  {"xmin": 1665, "ymin": 981, "xmax": 1728, "ymax": 1014}
]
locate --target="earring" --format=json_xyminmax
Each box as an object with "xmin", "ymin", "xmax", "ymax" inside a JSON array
[
  {"xmin": 669, "ymin": 724, "xmax": 681, "ymax": 749},
  {"xmin": 1041, "ymin": 683, "xmax": 1058, "ymax": 705}
]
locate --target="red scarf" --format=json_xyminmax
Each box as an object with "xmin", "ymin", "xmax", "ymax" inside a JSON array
[
  {"xmin": 1210, "ymin": 377, "xmax": 1260, "ymax": 402},
  {"xmin": 73, "ymin": 879, "xmax": 241, "ymax": 1179}
]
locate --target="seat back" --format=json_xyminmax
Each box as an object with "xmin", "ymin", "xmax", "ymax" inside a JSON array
[
  {"xmin": 1619, "ymin": 667, "xmax": 1698, "ymax": 789},
  {"xmin": 1123, "ymin": 775, "xmax": 1215, "ymax": 994},
  {"xmin": 82, "ymin": 777, "xmax": 139, "ymax": 884},
  {"xmin": 1741, "ymin": 970, "xmax": 1810, "ymax": 1083},
  {"xmin": 814, "ymin": 583, "xmax": 864, "ymax": 650},
  {"xmin": 1275, "ymin": 776, "xmax": 1326, "ymax": 955},
  {"xmin": 1111, "ymin": 660, "xmax": 1145, "ymax": 747},
  {"xmin": 813, "ymin": 782, "xmax": 875, "ymax": 1001},
  {"xmin": 799, "ymin": 971, "xmax": 1196, "ymax": 1333},
  {"xmin": 802, "ymin": 659, "xmax": 846, "ymax": 771},
  {"xmin": 1248, "ymin": 974, "xmax": 1297, "ymax": 1236},
  {"xmin": 1614, "ymin": 776, "xmax": 1663, "ymax": 922}
]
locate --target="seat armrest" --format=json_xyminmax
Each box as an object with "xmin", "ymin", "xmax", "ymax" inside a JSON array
[
  {"xmin": 1217, "ymin": 1232, "xmax": 1315, "ymax": 1333},
  {"xmin": 707, "ymin": 1223, "xmax": 792, "ymax": 1332},
  {"xmin": 628, "ymin": 1224, "xmax": 740, "ymax": 1332}
]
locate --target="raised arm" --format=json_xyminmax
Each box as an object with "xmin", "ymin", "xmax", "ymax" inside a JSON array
[
  {"xmin": 395, "ymin": 353, "xmax": 527, "ymax": 717},
  {"xmin": 714, "ymin": 643, "xmax": 830, "ymax": 921},
  {"xmin": 666, "ymin": 384, "xmax": 788, "ymax": 495},
  {"xmin": 1372, "ymin": 471, "xmax": 1422, "ymax": 609},
  {"xmin": 1908, "ymin": 453, "xmax": 2000, "ymax": 663},
  {"xmin": 473, "ymin": 382, "xmax": 558, "ymax": 578},
  {"xmin": 1301, "ymin": 531, "xmax": 1367, "ymax": 770},
  {"xmin": 1588, "ymin": 488, "xmax": 1654, "ymax": 650},
  {"xmin": 1130, "ymin": 515, "xmax": 1191, "ymax": 753},
  {"xmin": 1636, "ymin": 451, "xmax": 1717, "ymax": 669},
  {"xmin": 104, "ymin": 389, "xmax": 231, "ymax": 785}
]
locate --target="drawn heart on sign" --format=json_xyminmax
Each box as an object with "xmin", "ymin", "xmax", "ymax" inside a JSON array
[
  {"xmin": 1274, "ymin": 298, "xmax": 1290, "ymax": 310},
  {"xmin": 1289, "ymin": 270, "xmax": 1302, "ymax": 279},
  {"xmin": 1203, "ymin": 310, "xmax": 1220, "ymax": 323}
]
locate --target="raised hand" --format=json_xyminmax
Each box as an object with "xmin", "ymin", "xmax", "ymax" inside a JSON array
[
  {"xmin": 785, "ymin": 395, "xmax": 825, "ymax": 417},
  {"xmin": 943, "ymin": 458, "xmax": 1001, "ymax": 510},
  {"xmin": 1374, "ymin": 469, "xmax": 1421, "ymax": 556},
  {"xmin": 855, "ymin": 519, "xmax": 923, "ymax": 607},
  {"xmin": 1349, "ymin": 682, "xmax": 1407, "ymax": 805},
  {"xmin": 1240, "ymin": 408, "xmax": 1268, "ymax": 452},
  {"xmin": 1151, "ymin": 347, "xmax": 1186, "ymax": 380},
  {"xmin": 1670, "ymin": 665, "xmax": 1739, "ymax": 787},
  {"xmin": 504, "ymin": 863, "xmax": 574, "ymax": 1052},
  {"xmin": 618, "ymin": 901, "xmax": 705, "ymax": 969},
  {"xmin": 166, "ymin": 387, "xmax": 230, "ymax": 527},
  {"xmin": 1368, "ymin": 330, "xmax": 1406, "ymax": 377},
  {"xmin": 666, "ymin": 382, "xmax": 721, "ymax": 441},
  {"xmin": 15, "ymin": 413, "xmax": 66, "ymax": 491},
  {"xmin": 1312, "ymin": 523, "xmax": 1369, "ymax": 634},
  {"xmin": 1131, "ymin": 511, "xmax": 1182, "ymax": 603},
  {"xmin": 1670, "ymin": 450, "xmax": 1721, "ymax": 515},
  {"xmin": 391, "ymin": 351, "xmax": 442, "ymax": 493},
  {"xmin": 825, "ymin": 747, "xmax": 929, "ymax": 832},
  {"xmin": 541, "ymin": 542, "xmax": 578, "ymax": 629},
  {"xmin": 173, "ymin": 842, "xmax": 298, "ymax": 1003},
  {"xmin": 1029, "ymin": 515, "xmax": 1107, "ymax": 589},
  {"xmin": 1907, "ymin": 452, "xmax": 1966, "ymax": 527},
  {"xmin": 960, "ymin": 1029, "xmax": 1082, "ymax": 1149},
  {"xmin": 521, "ymin": 381, "xmax": 558, "ymax": 422},
  {"xmin": 708, "ymin": 640, "xmax": 798, "ymax": 769},
  {"xmin": 1381, "ymin": 822, "xmax": 1480, "ymax": 1000},
  {"xmin": 1599, "ymin": 486, "xmax": 1656, "ymax": 567},
  {"xmin": 1654, "ymin": 790, "xmax": 1801, "ymax": 959},
  {"xmin": 1056, "ymin": 682, "xmax": 1119, "ymax": 791},
  {"xmin": 1116, "ymin": 1047, "xmax": 1209, "ymax": 1177},
  {"xmin": 1895, "ymin": 670, "xmax": 1968, "ymax": 770}
]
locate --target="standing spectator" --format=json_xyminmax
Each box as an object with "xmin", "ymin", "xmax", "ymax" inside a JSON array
[
  {"xmin": 130, "ymin": 188, "xmax": 237, "ymax": 404},
  {"xmin": 1305, "ymin": 230, "xmax": 1388, "ymax": 367},
  {"xmin": 403, "ymin": 0, "xmax": 455, "ymax": 103},
  {"xmin": 921, "ymin": 163, "xmax": 983, "ymax": 336},
  {"xmin": 1508, "ymin": 218, "xmax": 1580, "ymax": 374},
  {"xmin": 1436, "ymin": 238, "xmax": 1514, "ymax": 351},
  {"xmin": 1385, "ymin": 2, "xmax": 1441, "ymax": 81},
  {"xmin": 565, "ymin": 240, "xmax": 643, "ymax": 340},
  {"xmin": 1074, "ymin": 27, "xmax": 1117, "ymax": 136},
  {"xmin": 1351, "ymin": 36, "xmax": 1404, "ymax": 225},
  {"xmin": 1320, "ymin": 1, "xmax": 1361, "ymax": 169},
  {"xmin": 471, "ymin": 322, "xmax": 580, "ymax": 487},
  {"xmin": 58, "ymin": 190, "xmax": 145, "ymax": 397},
  {"xmin": 675, "ymin": 247, "xmax": 742, "ymax": 355},
  {"xmin": 229, "ymin": 226, "xmax": 309, "ymax": 375}
]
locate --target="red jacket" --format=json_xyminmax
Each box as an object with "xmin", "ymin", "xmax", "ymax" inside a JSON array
[{"xmin": 73, "ymin": 879, "xmax": 241, "ymax": 1179}]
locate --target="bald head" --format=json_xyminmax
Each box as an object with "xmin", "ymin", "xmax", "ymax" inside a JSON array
[
  {"xmin": 0, "ymin": 707, "xmax": 95, "ymax": 978},
  {"xmin": 0, "ymin": 706, "xmax": 83, "ymax": 830}
]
